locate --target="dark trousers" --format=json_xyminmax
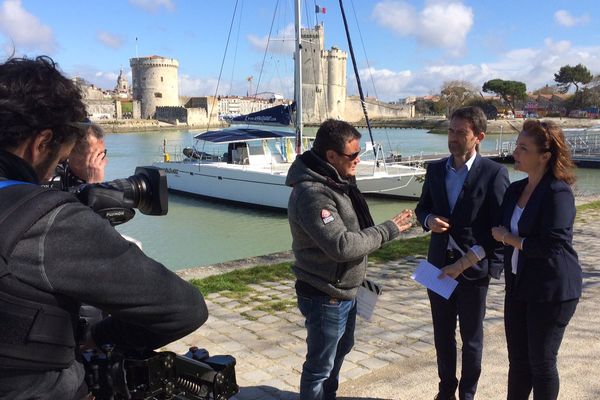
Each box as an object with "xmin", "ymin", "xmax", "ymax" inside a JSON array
[
  {"xmin": 428, "ymin": 275, "xmax": 489, "ymax": 400},
  {"xmin": 504, "ymin": 293, "xmax": 578, "ymax": 400}
]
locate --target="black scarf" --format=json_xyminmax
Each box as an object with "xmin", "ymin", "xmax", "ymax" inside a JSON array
[
  {"xmin": 300, "ymin": 150, "xmax": 374, "ymax": 229},
  {"xmin": 0, "ymin": 149, "xmax": 39, "ymax": 183}
]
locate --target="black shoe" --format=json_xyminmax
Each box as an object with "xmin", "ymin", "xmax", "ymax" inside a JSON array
[{"xmin": 434, "ymin": 395, "xmax": 456, "ymax": 400}]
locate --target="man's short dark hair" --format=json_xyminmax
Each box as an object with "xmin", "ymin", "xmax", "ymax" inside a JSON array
[
  {"xmin": 0, "ymin": 55, "xmax": 87, "ymax": 150},
  {"xmin": 311, "ymin": 119, "xmax": 361, "ymax": 159},
  {"xmin": 451, "ymin": 106, "xmax": 487, "ymax": 135}
]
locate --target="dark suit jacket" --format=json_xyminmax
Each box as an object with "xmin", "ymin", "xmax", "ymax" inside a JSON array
[
  {"xmin": 416, "ymin": 154, "xmax": 509, "ymax": 280},
  {"xmin": 500, "ymin": 172, "xmax": 582, "ymax": 302}
]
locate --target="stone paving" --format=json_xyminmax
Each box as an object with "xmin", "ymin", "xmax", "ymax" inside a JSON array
[{"xmin": 164, "ymin": 210, "xmax": 600, "ymax": 400}]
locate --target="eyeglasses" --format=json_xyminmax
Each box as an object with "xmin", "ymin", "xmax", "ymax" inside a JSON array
[
  {"xmin": 101, "ymin": 149, "xmax": 108, "ymax": 160},
  {"xmin": 336, "ymin": 150, "xmax": 361, "ymax": 161}
]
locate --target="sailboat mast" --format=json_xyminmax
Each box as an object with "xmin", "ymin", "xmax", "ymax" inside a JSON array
[
  {"xmin": 338, "ymin": 0, "xmax": 376, "ymax": 158},
  {"xmin": 294, "ymin": 0, "xmax": 303, "ymax": 154}
]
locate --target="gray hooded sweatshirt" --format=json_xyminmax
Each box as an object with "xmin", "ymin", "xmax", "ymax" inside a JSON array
[{"xmin": 285, "ymin": 154, "xmax": 400, "ymax": 300}]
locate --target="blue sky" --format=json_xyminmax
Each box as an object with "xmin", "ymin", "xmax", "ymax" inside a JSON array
[{"xmin": 1, "ymin": 0, "xmax": 599, "ymax": 101}]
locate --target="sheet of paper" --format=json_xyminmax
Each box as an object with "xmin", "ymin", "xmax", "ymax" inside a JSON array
[
  {"xmin": 411, "ymin": 260, "xmax": 458, "ymax": 300},
  {"xmin": 356, "ymin": 279, "xmax": 381, "ymax": 321}
]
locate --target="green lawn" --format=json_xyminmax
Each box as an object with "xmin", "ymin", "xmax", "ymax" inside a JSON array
[
  {"xmin": 189, "ymin": 235, "xmax": 430, "ymax": 296},
  {"xmin": 189, "ymin": 199, "xmax": 599, "ymax": 315}
]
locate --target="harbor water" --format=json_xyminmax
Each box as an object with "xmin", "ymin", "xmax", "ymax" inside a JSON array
[{"xmin": 105, "ymin": 128, "xmax": 600, "ymax": 271}]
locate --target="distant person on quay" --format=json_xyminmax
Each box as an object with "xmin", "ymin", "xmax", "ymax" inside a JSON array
[
  {"xmin": 492, "ymin": 120, "xmax": 582, "ymax": 400},
  {"xmin": 285, "ymin": 118, "xmax": 414, "ymax": 400},
  {"xmin": 415, "ymin": 106, "xmax": 509, "ymax": 400}
]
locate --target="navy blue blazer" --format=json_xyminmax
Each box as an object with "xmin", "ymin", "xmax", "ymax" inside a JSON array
[
  {"xmin": 416, "ymin": 154, "xmax": 509, "ymax": 279},
  {"xmin": 500, "ymin": 172, "xmax": 582, "ymax": 302}
]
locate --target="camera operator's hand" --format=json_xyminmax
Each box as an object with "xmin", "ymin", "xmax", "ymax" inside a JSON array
[{"xmin": 85, "ymin": 148, "xmax": 107, "ymax": 183}]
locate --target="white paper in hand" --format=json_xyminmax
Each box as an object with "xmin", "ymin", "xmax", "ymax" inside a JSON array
[
  {"xmin": 356, "ymin": 279, "xmax": 382, "ymax": 321},
  {"xmin": 412, "ymin": 260, "xmax": 458, "ymax": 300}
]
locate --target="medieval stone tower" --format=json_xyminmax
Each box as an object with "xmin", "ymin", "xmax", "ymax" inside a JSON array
[
  {"xmin": 301, "ymin": 24, "xmax": 347, "ymax": 124},
  {"xmin": 130, "ymin": 55, "xmax": 179, "ymax": 119}
]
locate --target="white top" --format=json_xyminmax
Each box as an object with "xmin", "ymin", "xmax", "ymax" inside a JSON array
[{"xmin": 510, "ymin": 205, "xmax": 524, "ymax": 274}]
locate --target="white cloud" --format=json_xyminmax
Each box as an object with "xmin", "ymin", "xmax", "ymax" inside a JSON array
[
  {"xmin": 128, "ymin": 0, "xmax": 174, "ymax": 13},
  {"xmin": 372, "ymin": 0, "xmax": 473, "ymax": 56},
  {"xmin": 0, "ymin": 0, "xmax": 56, "ymax": 53},
  {"xmin": 247, "ymin": 24, "xmax": 295, "ymax": 55},
  {"xmin": 67, "ymin": 64, "xmax": 121, "ymax": 89},
  {"xmin": 95, "ymin": 71, "xmax": 119, "ymax": 81},
  {"xmin": 554, "ymin": 10, "xmax": 590, "ymax": 27},
  {"xmin": 179, "ymin": 74, "xmax": 225, "ymax": 97},
  {"xmin": 97, "ymin": 31, "xmax": 124, "ymax": 49},
  {"xmin": 351, "ymin": 39, "xmax": 600, "ymax": 100}
]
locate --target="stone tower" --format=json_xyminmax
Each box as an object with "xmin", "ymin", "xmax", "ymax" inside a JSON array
[
  {"xmin": 130, "ymin": 55, "xmax": 179, "ymax": 119},
  {"xmin": 300, "ymin": 24, "xmax": 347, "ymax": 124}
]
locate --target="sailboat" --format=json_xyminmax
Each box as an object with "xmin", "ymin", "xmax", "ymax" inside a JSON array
[{"xmin": 153, "ymin": 0, "xmax": 426, "ymax": 210}]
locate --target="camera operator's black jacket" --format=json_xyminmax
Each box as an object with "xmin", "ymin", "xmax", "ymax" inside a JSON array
[{"xmin": 0, "ymin": 150, "xmax": 209, "ymax": 400}]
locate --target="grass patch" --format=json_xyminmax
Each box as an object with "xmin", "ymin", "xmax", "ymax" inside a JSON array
[
  {"xmin": 190, "ymin": 236, "xmax": 430, "ymax": 296},
  {"xmin": 576, "ymin": 200, "xmax": 600, "ymax": 214},
  {"xmin": 575, "ymin": 200, "xmax": 600, "ymax": 223},
  {"xmin": 240, "ymin": 311, "xmax": 258, "ymax": 321},
  {"xmin": 189, "ymin": 262, "xmax": 294, "ymax": 295},
  {"xmin": 255, "ymin": 298, "xmax": 297, "ymax": 313},
  {"xmin": 369, "ymin": 235, "xmax": 430, "ymax": 263}
]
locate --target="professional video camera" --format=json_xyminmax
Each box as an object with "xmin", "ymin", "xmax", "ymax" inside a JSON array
[
  {"xmin": 71, "ymin": 166, "xmax": 168, "ymax": 226},
  {"xmin": 82, "ymin": 345, "xmax": 238, "ymax": 400}
]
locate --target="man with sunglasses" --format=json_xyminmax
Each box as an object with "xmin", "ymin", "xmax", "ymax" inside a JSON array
[
  {"xmin": 286, "ymin": 118, "xmax": 414, "ymax": 400},
  {"xmin": 0, "ymin": 56, "xmax": 208, "ymax": 399}
]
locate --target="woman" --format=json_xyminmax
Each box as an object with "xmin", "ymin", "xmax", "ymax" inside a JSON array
[{"xmin": 491, "ymin": 119, "xmax": 582, "ymax": 400}]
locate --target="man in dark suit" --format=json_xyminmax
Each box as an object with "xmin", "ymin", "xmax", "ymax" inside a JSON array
[{"xmin": 415, "ymin": 106, "xmax": 509, "ymax": 400}]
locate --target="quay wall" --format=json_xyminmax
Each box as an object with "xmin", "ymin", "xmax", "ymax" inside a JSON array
[{"xmin": 98, "ymin": 117, "xmax": 600, "ymax": 134}]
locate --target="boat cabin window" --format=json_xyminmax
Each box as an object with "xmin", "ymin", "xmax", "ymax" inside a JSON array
[{"xmin": 228, "ymin": 143, "xmax": 251, "ymax": 165}]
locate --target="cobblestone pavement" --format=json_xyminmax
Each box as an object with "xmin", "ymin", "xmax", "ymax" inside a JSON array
[{"xmin": 164, "ymin": 211, "xmax": 600, "ymax": 400}]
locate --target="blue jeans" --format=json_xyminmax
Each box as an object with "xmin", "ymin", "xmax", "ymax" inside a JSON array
[{"xmin": 297, "ymin": 295, "xmax": 356, "ymax": 400}]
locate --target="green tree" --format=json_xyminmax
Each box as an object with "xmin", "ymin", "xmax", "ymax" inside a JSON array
[
  {"xmin": 554, "ymin": 64, "xmax": 593, "ymax": 94},
  {"xmin": 440, "ymin": 80, "xmax": 478, "ymax": 116},
  {"xmin": 532, "ymin": 84, "xmax": 561, "ymax": 95},
  {"xmin": 465, "ymin": 98, "xmax": 498, "ymax": 119},
  {"xmin": 482, "ymin": 79, "xmax": 527, "ymax": 114}
]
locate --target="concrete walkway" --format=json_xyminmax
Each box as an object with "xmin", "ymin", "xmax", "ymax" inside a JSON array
[{"xmin": 165, "ymin": 212, "xmax": 600, "ymax": 400}]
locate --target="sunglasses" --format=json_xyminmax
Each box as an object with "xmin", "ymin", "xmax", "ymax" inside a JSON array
[
  {"xmin": 336, "ymin": 149, "xmax": 361, "ymax": 161},
  {"xmin": 101, "ymin": 149, "xmax": 108, "ymax": 160}
]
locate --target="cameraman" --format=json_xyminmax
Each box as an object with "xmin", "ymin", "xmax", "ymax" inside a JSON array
[
  {"xmin": 52, "ymin": 121, "xmax": 108, "ymax": 189},
  {"xmin": 0, "ymin": 56, "xmax": 208, "ymax": 400}
]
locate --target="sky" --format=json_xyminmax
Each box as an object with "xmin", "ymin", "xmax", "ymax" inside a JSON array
[{"xmin": 1, "ymin": 0, "xmax": 599, "ymax": 102}]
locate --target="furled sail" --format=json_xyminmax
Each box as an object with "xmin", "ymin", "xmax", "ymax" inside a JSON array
[{"xmin": 230, "ymin": 103, "xmax": 294, "ymax": 127}]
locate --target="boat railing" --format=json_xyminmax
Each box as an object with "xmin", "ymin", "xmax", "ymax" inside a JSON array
[
  {"xmin": 160, "ymin": 143, "xmax": 185, "ymax": 162},
  {"xmin": 564, "ymin": 130, "xmax": 600, "ymax": 155}
]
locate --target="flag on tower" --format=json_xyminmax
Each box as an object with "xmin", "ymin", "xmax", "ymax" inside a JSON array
[{"xmin": 315, "ymin": 5, "xmax": 326, "ymax": 13}]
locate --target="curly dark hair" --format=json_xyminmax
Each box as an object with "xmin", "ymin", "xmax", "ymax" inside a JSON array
[
  {"xmin": 0, "ymin": 55, "xmax": 87, "ymax": 150},
  {"xmin": 311, "ymin": 119, "xmax": 361, "ymax": 158}
]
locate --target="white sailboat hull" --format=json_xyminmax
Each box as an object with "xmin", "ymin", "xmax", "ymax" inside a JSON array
[
  {"xmin": 153, "ymin": 159, "xmax": 425, "ymax": 210},
  {"xmin": 154, "ymin": 161, "xmax": 291, "ymax": 209},
  {"xmin": 355, "ymin": 165, "xmax": 425, "ymax": 199}
]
